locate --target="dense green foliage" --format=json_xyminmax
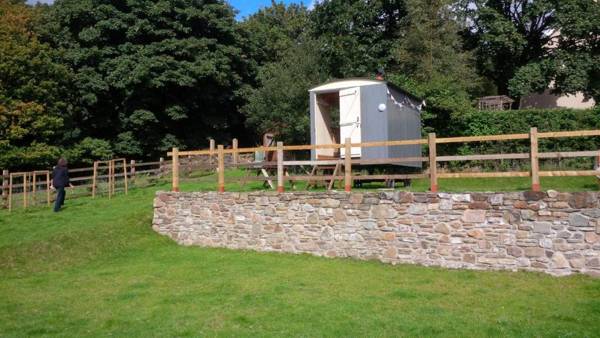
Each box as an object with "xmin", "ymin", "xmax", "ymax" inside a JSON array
[
  {"xmin": 310, "ymin": 0, "xmax": 407, "ymax": 78},
  {"xmin": 390, "ymin": 0, "xmax": 483, "ymax": 133},
  {"xmin": 241, "ymin": 0, "xmax": 410, "ymax": 144},
  {"xmin": 465, "ymin": 0, "xmax": 599, "ymax": 102},
  {"xmin": 0, "ymin": 0, "xmax": 72, "ymax": 169},
  {"xmin": 443, "ymin": 107, "xmax": 600, "ymax": 155},
  {"xmin": 242, "ymin": 39, "xmax": 327, "ymax": 145},
  {"xmin": 450, "ymin": 107, "xmax": 600, "ymax": 138},
  {"xmin": 393, "ymin": 0, "xmax": 480, "ymax": 95},
  {"xmin": 465, "ymin": 0, "xmax": 557, "ymax": 95},
  {"xmin": 508, "ymin": 0, "xmax": 600, "ymax": 102},
  {"xmin": 240, "ymin": 2, "xmax": 310, "ymax": 66},
  {"xmin": 37, "ymin": 0, "xmax": 250, "ymax": 160},
  {"xmin": 239, "ymin": 3, "xmax": 322, "ymax": 144},
  {"xmin": 436, "ymin": 107, "xmax": 600, "ymax": 170},
  {"xmin": 0, "ymin": 0, "xmax": 597, "ymax": 170}
]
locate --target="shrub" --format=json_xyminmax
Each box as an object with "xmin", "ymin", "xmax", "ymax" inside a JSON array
[{"xmin": 431, "ymin": 107, "xmax": 600, "ymax": 171}]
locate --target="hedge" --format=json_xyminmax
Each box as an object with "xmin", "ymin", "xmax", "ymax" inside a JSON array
[{"xmin": 430, "ymin": 107, "xmax": 600, "ymax": 171}]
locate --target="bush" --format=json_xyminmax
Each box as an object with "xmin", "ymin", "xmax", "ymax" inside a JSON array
[
  {"xmin": 430, "ymin": 107, "xmax": 600, "ymax": 171},
  {"xmin": 64, "ymin": 138, "xmax": 114, "ymax": 166},
  {"xmin": 0, "ymin": 142, "xmax": 61, "ymax": 170},
  {"xmin": 448, "ymin": 107, "xmax": 600, "ymax": 136}
]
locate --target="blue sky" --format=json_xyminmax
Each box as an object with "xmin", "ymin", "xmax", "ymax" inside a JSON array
[
  {"xmin": 231, "ymin": 1, "xmax": 313, "ymax": 19},
  {"xmin": 26, "ymin": 0, "xmax": 315, "ymax": 20}
]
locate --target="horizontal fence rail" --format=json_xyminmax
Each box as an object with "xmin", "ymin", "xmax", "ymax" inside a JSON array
[
  {"xmin": 1, "ymin": 137, "xmax": 253, "ymax": 212},
  {"xmin": 4, "ymin": 132, "xmax": 600, "ymax": 210},
  {"xmin": 168, "ymin": 128, "xmax": 600, "ymax": 194},
  {"xmin": 167, "ymin": 130, "xmax": 600, "ymax": 156},
  {"xmin": 1, "ymin": 157, "xmax": 174, "ymax": 211}
]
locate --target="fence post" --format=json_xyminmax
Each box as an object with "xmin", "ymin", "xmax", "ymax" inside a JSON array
[
  {"xmin": 46, "ymin": 171, "xmax": 50, "ymax": 206},
  {"xmin": 186, "ymin": 155, "xmax": 192, "ymax": 177},
  {"xmin": 108, "ymin": 160, "xmax": 113, "ymax": 199},
  {"xmin": 32, "ymin": 172, "xmax": 37, "ymax": 205},
  {"xmin": 92, "ymin": 162, "xmax": 98, "ymax": 198},
  {"xmin": 172, "ymin": 148, "xmax": 180, "ymax": 192},
  {"xmin": 277, "ymin": 141, "xmax": 284, "ymax": 193},
  {"xmin": 130, "ymin": 160, "xmax": 136, "ymax": 183},
  {"xmin": 232, "ymin": 138, "xmax": 239, "ymax": 165},
  {"xmin": 344, "ymin": 138, "xmax": 352, "ymax": 192},
  {"xmin": 209, "ymin": 139, "xmax": 215, "ymax": 167},
  {"xmin": 1, "ymin": 170, "xmax": 8, "ymax": 209},
  {"xmin": 159, "ymin": 157, "xmax": 164, "ymax": 178},
  {"xmin": 123, "ymin": 159, "xmax": 129, "ymax": 195},
  {"xmin": 530, "ymin": 127, "xmax": 540, "ymax": 191},
  {"xmin": 23, "ymin": 173, "xmax": 28, "ymax": 209},
  {"xmin": 8, "ymin": 174, "xmax": 13, "ymax": 212},
  {"xmin": 428, "ymin": 133, "xmax": 438, "ymax": 193},
  {"xmin": 218, "ymin": 145, "xmax": 225, "ymax": 193}
]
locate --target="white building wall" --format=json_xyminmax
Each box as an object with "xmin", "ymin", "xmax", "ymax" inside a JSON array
[{"xmin": 520, "ymin": 89, "xmax": 596, "ymax": 110}]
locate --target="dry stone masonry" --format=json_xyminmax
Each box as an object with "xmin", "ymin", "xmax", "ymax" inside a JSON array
[{"xmin": 153, "ymin": 190, "xmax": 600, "ymax": 277}]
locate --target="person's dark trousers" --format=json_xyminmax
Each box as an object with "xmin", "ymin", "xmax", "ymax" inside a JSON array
[{"xmin": 54, "ymin": 187, "xmax": 66, "ymax": 212}]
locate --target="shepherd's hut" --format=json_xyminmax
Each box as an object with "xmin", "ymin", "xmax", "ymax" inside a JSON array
[{"xmin": 309, "ymin": 78, "xmax": 423, "ymax": 168}]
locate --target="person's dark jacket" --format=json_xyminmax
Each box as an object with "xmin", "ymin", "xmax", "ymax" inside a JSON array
[{"xmin": 52, "ymin": 166, "xmax": 70, "ymax": 188}]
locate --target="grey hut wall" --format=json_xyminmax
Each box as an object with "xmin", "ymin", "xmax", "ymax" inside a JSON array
[
  {"xmin": 387, "ymin": 87, "xmax": 422, "ymax": 168},
  {"xmin": 310, "ymin": 92, "xmax": 316, "ymax": 160},
  {"xmin": 309, "ymin": 82, "xmax": 422, "ymax": 165},
  {"xmin": 359, "ymin": 84, "xmax": 389, "ymax": 159}
]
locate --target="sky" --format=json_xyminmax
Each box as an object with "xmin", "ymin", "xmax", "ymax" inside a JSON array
[
  {"xmin": 26, "ymin": 0, "xmax": 316, "ymax": 20},
  {"xmin": 230, "ymin": 0, "xmax": 313, "ymax": 19}
]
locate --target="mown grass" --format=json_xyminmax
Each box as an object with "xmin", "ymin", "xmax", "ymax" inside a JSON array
[
  {"xmin": 1, "ymin": 177, "xmax": 599, "ymax": 336},
  {"xmin": 182, "ymin": 168, "xmax": 599, "ymax": 192},
  {"xmin": 6, "ymin": 169, "xmax": 599, "ymax": 211}
]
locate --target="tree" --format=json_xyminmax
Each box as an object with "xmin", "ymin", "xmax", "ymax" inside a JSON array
[
  {"xmin": 239, "ymin": 2, "xmax": 320, "ymax": 144},
  {"xmin": 242, "ymin": 0, "xmax": 410, "ymax": 144},
  {"xmin": 38, "ymin": 0, "xmax": 251, "ymax": 158},
  {"xmin": 393, "ymin": 0, "xmax": 481, "ymax": 104},
  {"xmin": 465, "ymin": 0, "xmax": 558, "ymax": 95},
  {"xmin": 240, "ymin": 1, "xmax": 310, "ymax": 66},
  {"xmin": 242, "ymin": 38, "xmax": 327, "ymax": 145},
  {"xmin": 508, "ymin": 0, "xmax": 599, "ymax": 102},
  {"xmin": 390, "ymin": 0, "xmax": 482, "ymax": 134},
  {"xmin": 0, "ymin": 0, "xmax": 74, "ymax": 169},
  {"xmin": 310, "ymin": 0, "xmax": 408, "ymax": 78}
]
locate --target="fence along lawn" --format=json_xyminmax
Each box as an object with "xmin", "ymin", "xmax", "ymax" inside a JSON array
[
  {"xmin": 0, "ymin": 146, "xmax": 244, "ymax": 211},
  {"xmin": 1, "ymin": 158, "xmax": 173, "ymax": 211},
  {"xmin": 3, "ymin": 129, "xmax": 600, "ymax": 212},
  {"xmin": 1, "ymin": 141, "xmax": 252, "ymax": 211},
  {"xmin": 168, "ymin": 128, "xmax": 600, "ymax": 193}
]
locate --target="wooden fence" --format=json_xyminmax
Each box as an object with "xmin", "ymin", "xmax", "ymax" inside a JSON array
[
  {"xmin": 0, "ymin": 137, "xmax": 252, "ymax": 211},
  {"xmin": 1, "ymin": 158, "xmax": 169, "ymax": 211},
  {"xmin": 168, "ymin": 128, "xmax": 600, "ymax": 193},
  {"xmin": 3, "ymin": 131, "xmax": 599, "ymax": 210}
]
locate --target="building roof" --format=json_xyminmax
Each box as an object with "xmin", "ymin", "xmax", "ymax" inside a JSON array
[
  {"xmin": 309, "ymin": 78, "xmax": 423, "ymax": 103},
  {"xmin": 309, "ymin": 79, "xmax": 383, "ymax": 93}
]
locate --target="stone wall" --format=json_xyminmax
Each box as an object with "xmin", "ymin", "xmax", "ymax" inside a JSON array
[{"xmin": 153, "ymin": 190, "xmax": 600, "ymax": 277}]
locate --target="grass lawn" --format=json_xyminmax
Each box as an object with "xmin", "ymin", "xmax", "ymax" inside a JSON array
[
  {"xmin": 181, "ymin": 169, "xmax": 599, "ymax": 193},
  {"xmin": 6, "ymin": 169, "xmax": 599, "ymax": 210},
  {"xmin": 1, "ymin": 179, "xmax": 600, "ymax": 336}
]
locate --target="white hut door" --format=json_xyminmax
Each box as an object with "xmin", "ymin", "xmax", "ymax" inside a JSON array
[{"xmin": 339, "ymin": 87, "xmax": 362, "ymax": 158}]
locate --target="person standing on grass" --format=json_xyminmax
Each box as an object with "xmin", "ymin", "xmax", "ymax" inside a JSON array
[{"xmin": 51, "ymin": 158, "xmax": 73, "ymax": 212}]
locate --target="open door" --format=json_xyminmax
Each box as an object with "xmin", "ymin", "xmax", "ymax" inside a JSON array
[{"xmin": 339, "ymin": 87, "xmax": 362, "ymax": 158}]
